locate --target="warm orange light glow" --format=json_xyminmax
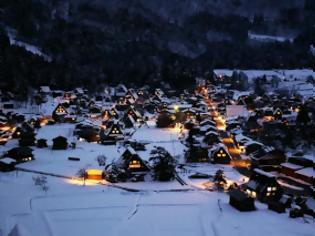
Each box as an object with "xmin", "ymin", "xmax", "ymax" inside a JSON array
[
  {"xmin": 0, "ymin": 125, "xmax": 13, "ymax": 132},
  {"xmin": 263, "ymin": 116, "xmax": 274, "ymax": 122},
  {"xmin": 129, "ymin": 160, "xmax": 141, "ymax": 169},
  {"xmin": 231, "ymin": 160, "xmax": 251, "ymax": 168},
  {"xmin": 85, "ymin": 169, "xmax": 104, "ymax": 180},
  {"xmin": 65, "ymin": 178, "xmax": 101, "ymax": 186},
  {"xmin": 223, "ymin": 138, "xmax": 233, "ymax": 144},
  {"xmin": 174, "ymin": 105, "xmax": 179, "ymax": 112}
]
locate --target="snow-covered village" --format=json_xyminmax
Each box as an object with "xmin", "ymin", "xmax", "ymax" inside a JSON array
[
  {"xmin": 1, "ymin": 1, "xmax": 315, "ymax": 235},
  {"xmin": 0, "ymin": 69, "xmax": 314, "ymax": 236}
]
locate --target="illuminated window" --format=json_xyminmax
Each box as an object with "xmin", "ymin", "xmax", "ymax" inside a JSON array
[
  {"xmin": 246, "ymin": 189, "xmax": 256, "ymax": 198},
  {"xmin": 129, "ymin": 160, "xmax": 141, "ymax": 169},
  {"xmin": 267, "ymin": 187, "xmax": 272, "ymax": 192},
  {"xmin": 272, "ymin": 187, "xmax": 277, "ymax": 191},
  {"xmin": 266, "ymin": 192, "xmax": 271, "ymax": 196},
  {"xmin": 56, "ymin": 106, "xmax": 65, "ymax": 113}
]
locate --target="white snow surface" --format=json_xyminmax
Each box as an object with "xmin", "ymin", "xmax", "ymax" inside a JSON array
[
  {"xmin": 0, "ymin": 171, "xmax": 314, "ymax": 236},
  {"xmin": 0, "ymin": 100, "xmax": 314, "ymax": 236},
  {"xmin": 248, "ymin": 32, "xmax": 293, "ymax": 43},
  {"xmin": 6, "ymin": 28, "xmax": 51, "ymax": 62}
]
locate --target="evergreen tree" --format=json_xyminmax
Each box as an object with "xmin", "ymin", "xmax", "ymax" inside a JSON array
[
  {"xmin": 149, "ymin": 146, "xmax": 176, "ymax": 181},
  {"xmin": 213, "ymin": 169, "xmax": 227, "ymax": 192},
  {"xmin": 296, "ymin": 105, "xmax": 311, "ymax": 126}
]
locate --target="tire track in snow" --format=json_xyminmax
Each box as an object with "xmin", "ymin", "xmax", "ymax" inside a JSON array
[{"xmin": 127, "ymin": 195, "xmax": 141, "ymax": 220}]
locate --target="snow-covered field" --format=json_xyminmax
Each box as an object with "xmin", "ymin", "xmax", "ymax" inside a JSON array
[
  {"xmin": 0, "ymin": 171, "xmax": 313, "ymax": 236},
  {"xmin": 0, "ymin": 117, "xmax": 314, "ymax": 236}
]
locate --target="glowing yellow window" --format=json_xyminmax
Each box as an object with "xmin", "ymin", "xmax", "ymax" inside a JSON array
[
  {"xmin": 217, "ymin": 154, "xmax": 221, "ymax": 157},
  {"xmin": 56, "ymin": 106, "xmax": 65, "ymax": 113},
  {"xmin": 129, "ymin": 160, "xmax": 141, "ymax": 169},
  {"xmin": 222, "ymin": 154, "xmax": 226, "ymax": 157}
]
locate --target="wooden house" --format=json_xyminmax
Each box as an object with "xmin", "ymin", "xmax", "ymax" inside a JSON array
[
  {"xmin": 115, "ymin": 84, "xmax": 128, "ymax": 97},
  {"xmin": 12, "ymin": 122, "xmax": 34, "ymax": 139},
  {"xmin": 52, "ymin": 136, "xmax": 68, "ymax": 150},
  {"xmin": 203, "ymin": 131, "xmax": 220, "ymax": 146},
  {"xmin": 111, "ymin": 107, "xmax": 120, "ymax": 119},
  {"xmin": 125, "ymin": 106, "xmax": 142, "ymax": 122},
  {"xmin": 280, "ymin": 162, "xmax": 304, "ymax": 178},
  {"xmin": 199, "ymin": 124, "xmax": 217, "ymax": 135},
  {"xmin": 37, "ymin": 139, "xmax": 48, "ymax": 148},
  {"xmin": 183, "ymin": 108, "xmax": 197, "ymax": 121},
  {"xmin": 200, "ymin": 119, "xmax": 216, "ymax": 127},
  {"xmin": 123, "ymin": 115, "xmax": 137, "ymax": 128},
  {"xmin": 117, "ymin": 146, "xmax": 149, "ymax": 174},
  {"xmin": 233, "ymin": 134, "xmax": 252, "ymax": 154},
  {"xmin": 268, "ymin": 195, "xmax": 292, "ymax": 213},
  {"xmin": 273, "ymin": 108, "xmax": 283, "ymax": 120},
  {"xmin": 100, "ymin": 120, "xmax": 124, "ymax": 144},
  {"xmin": 229, "ymin": 188, "xmax": 256, "ymax": 212},
  {"xmin": 102, "ymin": 109, "xmax": 114, "ymax": 121},
  {"xmin": 244, "ymin": 141, "xmax": 264, "ymax": 155},
  {"xmin": 6, "ymin": 147, "xmax": 34, "ymax": 163},
  {"xmin": 262, "ymin": 108, "xmax": 274, "ymax": 122},
  {"xmin": 0, "ymin": 158, "xmax": 16, "ymax": 172},
  {"xmin": 19, "ymin": 132, "xmax": 36, "ymax": 147},
  {"xmin": 294, "ymin": 167, "xmax": 314, "ymax": 185},
  {"xmin": 52, "ymin": 104, "xmax": 68, "ymax": 122},
  {"xmin": 209, "ymin": 144, "xmax": 232, "ymax": 164},
  {"xmin": 77, "ymin": 127, "xmax": 100, "ymax": 143},
  {"xmin": 126, "ymin": 89, "xmax": 139, "ymax": 101},
  {"xmin": 250, "ymin": 147, "xmax": 285, "ymax": 166},
  {"xmin": 244, "ymin": 168, "xmax": 282, "ymax": 202}
]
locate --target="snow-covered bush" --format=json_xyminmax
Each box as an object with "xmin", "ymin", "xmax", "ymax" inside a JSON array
[{"xmin": 32, "ymin": 175, "xmax": 49, "ymax": 193}]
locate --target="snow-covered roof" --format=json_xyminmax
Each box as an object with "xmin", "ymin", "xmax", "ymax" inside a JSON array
[
  {"xmin": 244, "ymin": 140, "xmax": 263, "ymax": 148},
  {"xmin": 280, "ymin": 162, "xmax": 304, "ymax": 170},
  {"xmin": 295, "ymin": 167, "xmax": 314, "ymax": 178},
  {"xmin": 0, "ymin": 157, "xmax": 16, "ymax": 164},
  {"xmin": 254, "ymin": 168, "xmax": 275, "ymax": 178},
  {"xmin": 234, "ymin": 133, "xmax": 252, "ymax": 143}
]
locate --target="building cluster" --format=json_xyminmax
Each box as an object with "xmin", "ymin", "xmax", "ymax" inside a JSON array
[{"xmin": 0, "ymin": 76, "xmax": 314, "ymax": 218}]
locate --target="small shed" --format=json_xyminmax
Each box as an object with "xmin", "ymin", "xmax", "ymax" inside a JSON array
[
  {"xmin": 6, "ymin": 147, "xmax": 34, "ymax": 163},
  {"xmin": 209, "ymin": 144, "xmax": 232, "ymax": 164},
  {"xmin": 37, "ymin": 139, "xmax": 48, "ymax": 148},
  {"xmin": 52, "ymin": 136, "xmax": 68, "ymax": 150},
  {"xmin": 229, "ymin": 188, "xmax": 256, "ymax": 212},
  {"xmin": 85, "ymin": 169, "xmax": 104, "ymax": 180}
]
